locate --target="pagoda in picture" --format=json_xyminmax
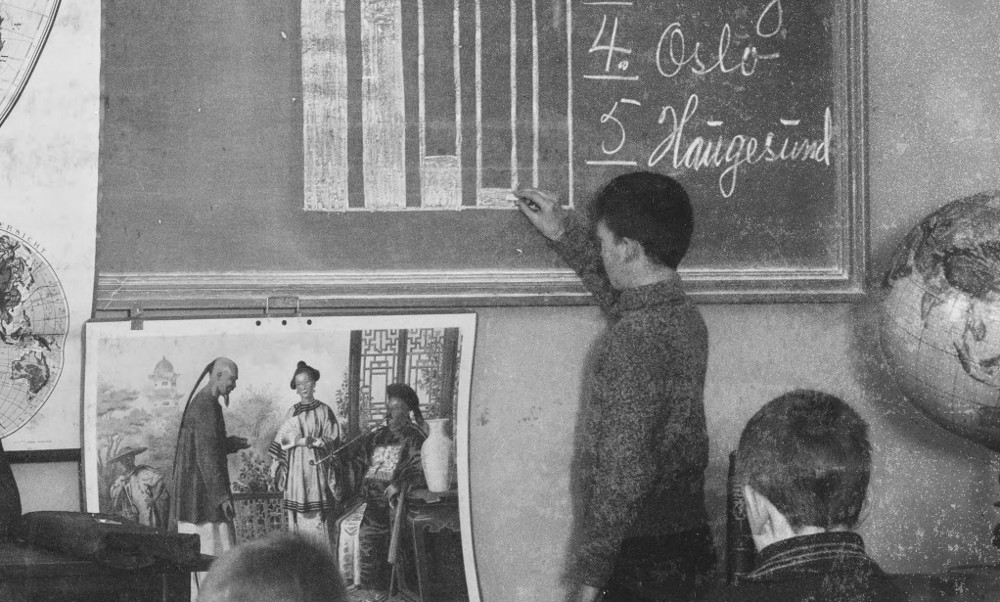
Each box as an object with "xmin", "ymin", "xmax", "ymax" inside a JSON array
[{"xmin": 145, "ymin": 356, "xmax": 183, "ymax": 407}]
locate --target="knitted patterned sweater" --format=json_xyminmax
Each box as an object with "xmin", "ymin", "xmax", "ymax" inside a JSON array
[{"xmin": 553, "ymin": 213, "xmax": 711, "ymax": 588}]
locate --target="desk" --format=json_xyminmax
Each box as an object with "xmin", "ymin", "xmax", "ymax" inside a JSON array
[
  {"xmin": 401, "ymin": 488, "xmax": 466, "ymax": 602},
  {"xmin": 0, "ymin": 541, "xmax": 212, "ymax": 602}
]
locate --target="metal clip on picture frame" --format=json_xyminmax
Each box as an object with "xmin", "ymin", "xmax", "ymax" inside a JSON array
[{"xmin": 263, "ymin": 296, "xmax": 301, "ymax": 318}]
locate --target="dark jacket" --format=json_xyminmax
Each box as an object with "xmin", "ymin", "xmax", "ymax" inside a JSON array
[
  {"xmin": 170, "ymin": 387, "xmax": 241, "ymax": 525},
  {"xmin": 704, "ymin": 532, "xmax": 908, "ymax": 602},
  {"xmin": 553, "ymin": 213, "xmax": 711, "ymax": 588}
]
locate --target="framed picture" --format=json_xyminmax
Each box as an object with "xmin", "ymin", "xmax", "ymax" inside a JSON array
[{"xmin": 83, "ymin": 313, "xmax": 480, "ymax": 600}]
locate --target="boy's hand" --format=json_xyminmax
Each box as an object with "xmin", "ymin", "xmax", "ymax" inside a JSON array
[{"xmin": 514, "ymin": 187, "xmax": 568, "ymax": 241}]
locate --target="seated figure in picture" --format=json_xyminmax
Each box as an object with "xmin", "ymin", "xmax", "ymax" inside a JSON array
[
  {"xmin": 269, "ymin": 361, "xmax": 341, "ymax": 549},
  {"xmin": 108, "ymin": 446, "xmax": 169, "ymax": 529},
  {"xmin": 706, "ymin": 389, "xmax": 907, "ymax": 601},
  {"xmin": 337, "ymin": 383, "xmax": 427, "ymax": 598},
  {"xmin": 198, "ymin": 531, "xmax": 348, "ymax": 602}
]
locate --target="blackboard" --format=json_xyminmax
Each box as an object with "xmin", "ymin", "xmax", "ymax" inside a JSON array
[{"xmin": 96, "ymin": 0, "xmax": 866, "ymax": 310}]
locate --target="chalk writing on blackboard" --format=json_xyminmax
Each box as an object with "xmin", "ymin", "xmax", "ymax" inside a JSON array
[
  {"xmin": 303, "ymin": 0, "xmax": 837, "ymax": 216},
  {"xmin": 303, "ymin": 0, "xmax": 574, "ymax": 212},
  {"xmin": 580, "ymin": 0, "xmax": 830, "ymax": 199}
]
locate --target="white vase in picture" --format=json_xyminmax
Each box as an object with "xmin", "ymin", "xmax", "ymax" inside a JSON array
[{"xmin": 421, "ymin": 418, "xmax": 453, "ymax": 493}]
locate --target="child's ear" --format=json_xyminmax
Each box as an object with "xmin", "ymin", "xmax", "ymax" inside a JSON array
[
  {"xmin": 743, "ymin": 484, "xmax": 771, "ymax": 536},
  {"xmin": 621, "ymin": 236, "xmax": 643, "ymax": 263}
]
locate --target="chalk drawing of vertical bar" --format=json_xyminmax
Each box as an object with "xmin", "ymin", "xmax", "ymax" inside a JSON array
[
  {"xmin": 510, "ymin": 0, "xmax": 519, "ymax": 191},
  {"xmin": 459, "ymin": 1, "xmax": 477, "ymax": 207},
  {"xmin": 566, "ymin": 0, "xmax": 573, "ymax": 207},
  {"xmin": 302, "ymin": 0, "xmax": 348, "ymax": 211},
  {"xmin": 515, "ymin": 0, "xmax": 534, "ymax": 191},
  {"xmin": 535, "ymin": 0, "xmax": 570, "ymax": 202},
  {"xmin": 345, "ymin": 0, "xmax": 366, "ymax": 208},
  {"xmin": 401, "ymin": 0, "xmax": 422, "ymax": 207},
  {"xmin": 532, "ymin": 0, "xmax": 539, "ymax": 187},
  {"xmin": 475, "ymin": 0, "xmax": 482, "ymax": 203},
  {"xmin": 478, "ymin": 0, "xmax": 512, "ymax": 197},
  {"xmin": 361, "ymin": 0, "xmax": 406, "ymax": 210},
  {"xmin": 453, "ymin": 0, "xmax": 463, "ymax": 204},
  {"xmin": 417, "ymin": 0, "xmax": 427, "ymax": 204},
  {"xmin": 420, "ymin": 0, "xmax": 461, "ymax": 209}
]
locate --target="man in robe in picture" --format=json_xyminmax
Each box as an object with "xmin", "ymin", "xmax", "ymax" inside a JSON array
[
  {"xmin": 170, "ymin": 356, "xmax": 250, "ymax": 594},
  {"xmin": 109, "ymin": 445, "xmax": 169, "ymax": 529},
  {"xmin": 338, "ymin": 383, "xmax": 427, "ymax": 599}
]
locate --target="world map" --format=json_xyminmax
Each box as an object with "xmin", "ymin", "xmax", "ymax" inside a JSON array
[
  {"xmin": 0, "ymin": 0, "xmax": 61, "ymax": 127},
  {"xmin": 0, "ymin": 228, "xmax": 67, "ymax": 437}
]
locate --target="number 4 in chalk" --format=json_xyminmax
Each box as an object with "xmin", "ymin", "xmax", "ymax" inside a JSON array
[{"xmin": 589, "ymin": 14, "xmax": 632, "ymax": 73}]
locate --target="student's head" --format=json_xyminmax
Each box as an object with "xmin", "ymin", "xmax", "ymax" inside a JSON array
[
  {"xmin": 208, "ymin": 357, "xmax": 239, "ymax": 402},
  {"xmin": 198, "ymin": 533, "xmax": 347, "ymax": 602},
  {"xmin": 736, "ymin": 390, "xmax": 872, "ymax": 548},
  {"xmin": 590, "ymin": 171, "xmax": 694, "ymax": 271}
]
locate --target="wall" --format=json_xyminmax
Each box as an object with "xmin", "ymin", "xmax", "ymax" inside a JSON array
[{"xmin": 10, "ymin": 1, "xmax": 1000, "ymax": 601}]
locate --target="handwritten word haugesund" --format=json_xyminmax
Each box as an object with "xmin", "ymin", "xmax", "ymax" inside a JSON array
[{"xmin": 650, "ymin": 94, "xmax": 831, "ymax": 199}]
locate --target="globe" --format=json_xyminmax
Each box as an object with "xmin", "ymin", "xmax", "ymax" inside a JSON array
[{"xmin": 880, "ymin": 190, "xmax": 1000, "ymax": 452}]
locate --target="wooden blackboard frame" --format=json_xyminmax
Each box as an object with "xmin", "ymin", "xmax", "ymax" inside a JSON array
[{"xmin": 94, "ymin": 0, "xmax": 867, "ymax": 311}]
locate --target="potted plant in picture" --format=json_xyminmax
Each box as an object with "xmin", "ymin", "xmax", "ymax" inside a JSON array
[{"xmin": 231, "ymin": 450, "xmax": 286, "ymax": 543}]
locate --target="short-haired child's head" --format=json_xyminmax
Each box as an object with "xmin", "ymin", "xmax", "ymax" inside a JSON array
[
  {"xmin": 736, "ymin": 389, "xmax": 872, "ymax": 530},
  {"xmin": 198, "ymin": 533, "xmax": 347, "ymax": 602},
  {"xmin": 589, "ymin": 171, "xmax": 694, "ymax": 269}
]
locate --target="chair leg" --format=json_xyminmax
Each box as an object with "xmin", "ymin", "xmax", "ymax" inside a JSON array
[{"xmin": 411, "ymin": 520, "xmax": 431, "ymax": 602}]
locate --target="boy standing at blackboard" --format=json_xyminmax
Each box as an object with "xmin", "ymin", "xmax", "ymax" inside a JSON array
[{"xmin": 515, "ymin": 172, "xmax": 716, "ymax": 602}]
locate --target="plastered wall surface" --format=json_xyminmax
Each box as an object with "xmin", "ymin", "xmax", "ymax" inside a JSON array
[{"xmin": 10, "ymin": 1, "xmax": 1000, "ymax": 601}]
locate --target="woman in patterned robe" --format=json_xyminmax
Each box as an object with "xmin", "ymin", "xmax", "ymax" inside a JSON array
[{"xmin": 269, "ymin": 361, "xmax": 340, "ymax": 549}]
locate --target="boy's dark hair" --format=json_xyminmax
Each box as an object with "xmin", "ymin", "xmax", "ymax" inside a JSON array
[
  {"xmin": 736, "ymin": 389, "xmax": 872, "ymax": 530},
  {"xmin": 590, "ymin": 171, "xmax": 694, "ymax": 269},
  {"xmin": 198, "ymin": 533, "xmax": 347, "ymax": 602}
]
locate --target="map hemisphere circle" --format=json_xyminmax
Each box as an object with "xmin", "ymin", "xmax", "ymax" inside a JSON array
[
  {"xmin": 0, "ymin": 226, "xmax": 68, "ymax": 438},
  {"xmin": 0, "ymin": 0, "xmax": 62, "ymax": 128}
]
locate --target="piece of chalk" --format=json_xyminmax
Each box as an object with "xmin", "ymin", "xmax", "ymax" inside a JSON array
[{"xmin": 514, "ymin": 198, "xmax": 540, "ymax": 212}]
